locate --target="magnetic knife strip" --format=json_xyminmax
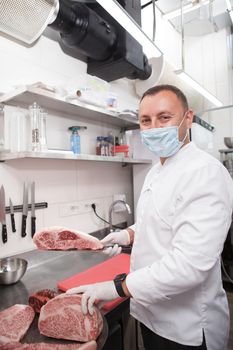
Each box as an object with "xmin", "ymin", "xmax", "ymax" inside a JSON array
[{"xmin": 4, "ymin": 202, "xmax": 48, "ymax": 214}]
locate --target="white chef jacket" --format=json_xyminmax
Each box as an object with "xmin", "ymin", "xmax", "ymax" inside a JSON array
[{"xmin": 126, "ymin": 142, "xmax": 233, "ymax": 350}]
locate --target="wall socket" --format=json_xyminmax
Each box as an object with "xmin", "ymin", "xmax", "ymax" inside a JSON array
[
  {"xmin": 59, "ymin": 199, "xmax": 102, "ymax": 217},
  {"xmin": 113, "ymin": 194, "xmax": 126, "ymax": 212}
]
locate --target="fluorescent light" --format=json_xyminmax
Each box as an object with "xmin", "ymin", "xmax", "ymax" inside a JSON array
[
  {"xmin": 229, "ymin": 10, "xmax": 233, "ymax": 23},
  {"xmin": 225, "ymin": 0, "xmax": 233, "ymax": 24},
  {"xmin": 163, "ymin": 0, "xmax": 210, "ymax": 20},
  {"xmin": 225, "ymin": 0, "xmax": 232, "ymax": 11},
  {"xmin": 95, "ymin": 0, "xmax": 162, "ymax": 58},
  {"xmin": 175, "ymin": 70, "xmax": 223, "ymax": 107}
]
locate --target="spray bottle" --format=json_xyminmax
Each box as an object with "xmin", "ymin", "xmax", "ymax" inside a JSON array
[{"xmin": 68, "ymin": 126, "xmax": 87, "ymax": 154}]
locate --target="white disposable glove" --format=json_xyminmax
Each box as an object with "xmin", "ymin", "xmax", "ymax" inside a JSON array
[
  {"xmin": 102, "ymin": 244, "xmax": 122, "ymax": 257},
  {"xmin": 100, "ymin": 230, "xmax": 130, "ymax": 257},
  {"xmin": 66, "ymin": 281, "xmax": 119, "ymax": 315},
  {"xmin": 101, "ymin": 229, "xmax": 130, "ymax": 246}
]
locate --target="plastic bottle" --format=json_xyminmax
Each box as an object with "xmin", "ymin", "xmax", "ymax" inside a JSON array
[
  {"xmin": 108, "ymin": 131, "xmax": 114, "ymax": 156},
  {"xmin": 68, "ymin": 126, "xmax": 87, "ymax": 154},
  {"xmin": 104, "ymin": 137, "xmax": 111, "ymax": 156},
  {"xmin": 100, "ymin": 137, "xmax": 105, "ymax": 156},
  {"xmin": 96, "ymin": 136, "xmax": 102, "ymax": 155}
]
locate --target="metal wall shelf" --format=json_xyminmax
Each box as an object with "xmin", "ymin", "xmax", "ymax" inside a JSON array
[
  {"xmin": 0, "ymin": 151, "xmax": 152, "ymax": 165},
  {"xmin": 0, "ymin": 85, "xmax": 139, "ymax": 129}
]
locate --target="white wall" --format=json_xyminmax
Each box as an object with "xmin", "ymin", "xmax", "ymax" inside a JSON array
[
  {"xmin": 0, "ymin": 32, "xmax": 137, "ymax": 258},
  {"xmin": 185, "ymin": 27, "xmax": 233, "ymax": 157}
]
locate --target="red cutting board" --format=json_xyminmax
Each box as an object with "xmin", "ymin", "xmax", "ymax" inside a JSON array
[{"xmin": 57, "ymin": 253, "xmax": 130, "ymax": 311}]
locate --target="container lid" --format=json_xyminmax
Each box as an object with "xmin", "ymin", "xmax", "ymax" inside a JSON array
[{"xmin": 68, "ymin": 126, "xmax": 87, "ymax": 132}]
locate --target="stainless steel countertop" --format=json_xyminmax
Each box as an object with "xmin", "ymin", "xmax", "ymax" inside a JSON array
[{"xmin": 0, "ymin": 249, "xmax": 110, "ymax": 347}]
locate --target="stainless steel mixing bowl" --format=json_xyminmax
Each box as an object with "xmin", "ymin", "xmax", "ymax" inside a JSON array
[
  {"xmin": 224, "ymin": 137, "xmax": 233, "ymax": 148},
  {"xmin": 0, "ymin": 257, "xmax": 28, "ymax": 285}
]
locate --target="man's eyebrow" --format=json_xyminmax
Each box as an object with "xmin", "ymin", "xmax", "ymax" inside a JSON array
[
  {"xmin": 157, "ymin": 111, "xmax": 175, "ymax": 116},
  {"xmin": 139, "ymin": 113, "xmax": 151, "ymax": 118}
]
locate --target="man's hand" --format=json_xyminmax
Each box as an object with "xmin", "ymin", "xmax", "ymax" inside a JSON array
[
  {"xmin": 66, "ymin": 281, "xmax": 119, "ymax": 315},
  {"xmin": 102, "ymin": 244, "xmax": 122, "ymax": 257},
  {"xmin": 101, "ymin": 229, "xmax": 130, "ymax": 245},
  {"xmin": 100, "ymin": 229, "xmax": 130, "ymax": 257}
]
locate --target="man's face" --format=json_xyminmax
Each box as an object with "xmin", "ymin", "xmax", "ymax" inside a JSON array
[{"xmin": 139, "ymin": 90, "xmax": 193, "ymax": 142}]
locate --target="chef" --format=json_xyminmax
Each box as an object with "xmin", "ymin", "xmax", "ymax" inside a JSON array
[{"xmin": 67, "ymin": 84, "xmax": 233, "ymax": 350}]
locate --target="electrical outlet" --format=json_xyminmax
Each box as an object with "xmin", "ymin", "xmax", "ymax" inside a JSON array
[
  {"xmin": 60, "ymin": 199, "xmax": 103, "ymax": 216},
  {"xmin": 81, "ymin": 199, "xmax": 102, "ymax": 213},
  {"xmin": 113, "ymin": 194, "xmax": 126, "ymax": 212}
]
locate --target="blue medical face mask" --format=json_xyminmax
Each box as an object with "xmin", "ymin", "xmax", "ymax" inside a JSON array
[{"xmin": 140, "ymin": 113, "xmax": 188, "ymax": 158}]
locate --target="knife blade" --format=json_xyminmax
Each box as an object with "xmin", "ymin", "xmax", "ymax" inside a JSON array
[
  {"xmin": 31, "ymin": 182, "xmax": 36, "ymax": 237},
  {"xmin": 21, "ymin": 183, "xmax": 28, "ymax": 237},
  {"xmin": 0, "ymin": 186, "xmax": 7, "ymax": 243},
  {"xmin": 9, "ymin": 198, "xmax": 16, "ymax": 233}
]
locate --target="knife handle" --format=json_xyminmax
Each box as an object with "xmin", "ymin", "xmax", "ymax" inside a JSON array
[
  {"xmin": 31, "ymin": 217, "xmax": 36, "ymax": 237},
  {"xmin": 2, "ymin": 224, "xmax": 7, "ymax": 243},
  {"xmin": 10, "ymin": 214, "xmax": 16, "ymax": 232},
  {"xmin": 21, "ymin": 215, "xmax": 27, "ymax": 237}
]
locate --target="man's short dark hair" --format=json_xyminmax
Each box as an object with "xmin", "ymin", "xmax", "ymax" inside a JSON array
[{"xmin": 141, "ymin": 84, "xmax": 189, "ymax": 111}]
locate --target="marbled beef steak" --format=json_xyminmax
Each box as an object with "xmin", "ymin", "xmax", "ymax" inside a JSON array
[
  {"xmin": 0, "ymin": 305, "xmax": 35, "ymax": 344},
  {"xmin": 38, "ymin": 294, "xmax": 103, "ymax": 342},
  {"xmin": 28, "ymin": 289, "xmax": 58, "ymax": 313},
  {"xmin": 0, "ymin": 340, "xmax": 97, "ymax": 349},
  {"xmin": 33, "ymin": 227, "xmax": 103, "ymax": 251}
]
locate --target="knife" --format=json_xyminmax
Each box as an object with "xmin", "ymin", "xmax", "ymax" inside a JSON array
[
  {"xmin": 9, "ymin": 198, "xmax": 16, "ymax": 233},
  {"xmin": 0, "ymin": 186, "xmax": 7, "ymax": 243},
  {"xmin": 31, "ymin": 182, "xmax": 36, "ymax": 237},
  {"xmin": 21, "ymin": 183, "xmax": 28, "ymax": 237}
]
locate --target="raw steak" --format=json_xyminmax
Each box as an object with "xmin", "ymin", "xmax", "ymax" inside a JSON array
[
  {"xmin": 28, "ymin": 289, "xmax": 58, "ymax": 313},
  {"xmin": 0, "ymin": 340, "xmax": 97, "ymax": 349},
  {"xmin": 33, "ymin": 227, "xmax": 103, "ymax": 251},
  {"xmin": 0, "ymin": 305, "xmax": 35, "ymax": 344},
  {"xmin": 38, "ymin": 294, "xmax": 103, "ymax": 342}
]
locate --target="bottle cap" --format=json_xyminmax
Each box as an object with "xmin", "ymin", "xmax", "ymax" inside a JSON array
[{"xmin": 68, "ymin": 126, "xmax": 87, "ymax": 133}]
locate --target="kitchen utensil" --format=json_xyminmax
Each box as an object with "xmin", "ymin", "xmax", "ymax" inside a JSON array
[
  {"xmin": 31, "ymin": 182, "xmax": 36, "ymax": 237},
  {"xmin": 0, "ymin": 185, "xmax": 7, "ymax": 243},
  {"xmin": 21, "ymin": 183, "xmax": 28, "ymax": 237},
  {"xmin": 57, "ymin": 253, "xmax": 130, "ymax": 310},
  {"xmin": 0, "ymin": 257, "xmax": 27, "ymax": 285},
  {"xmin": 224, "ymin": 137, "xmax": 233, "ymax": 149},
  {"xmin": 103, "ymin": 244, "xmax": 131, "ymax": 253},
  {"xmin": 9, "ymin": 198, "xmax": 16, "ymax": 232}
]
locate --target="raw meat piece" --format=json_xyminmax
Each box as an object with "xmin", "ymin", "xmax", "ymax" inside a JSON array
[
  {"xmin": 0, "ymin": 340, "xmax": 97, "ymax": 349},
  {"xmin": 0, "ymin": 305, "xmax": 35, "ymax": 344},
  {"xmin": 28, "ymin": 289, "xmax": 58, "ymax": 313},
  {"xmin": 38, "ymin": 294, "xmax": 103, "ymax": 342},
  {"xmin": 33, "ymin": 227, "xmax": 103, "ymax": 251}
]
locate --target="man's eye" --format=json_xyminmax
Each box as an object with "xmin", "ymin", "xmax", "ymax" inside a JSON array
[
  {"xmin": 141, "ymin": 118, "xmax": 150, "ymax": 124},
  {"xmin": 160, "ymin": 115, "xmax": 172, "ymax": 120}
]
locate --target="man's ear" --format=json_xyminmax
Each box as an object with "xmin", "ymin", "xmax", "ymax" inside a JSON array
[{"xmin": 186, "ymin": 110, "xmax": 194, "ymax": 129}]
